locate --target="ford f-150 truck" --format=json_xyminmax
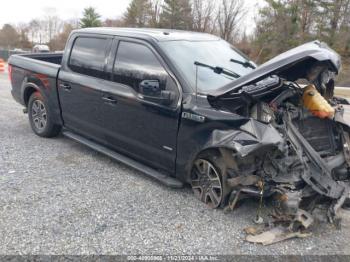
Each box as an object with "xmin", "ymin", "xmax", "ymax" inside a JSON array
[{"xmin": 8, "ymin": 28, "xmax": 350, "ymax": 240}]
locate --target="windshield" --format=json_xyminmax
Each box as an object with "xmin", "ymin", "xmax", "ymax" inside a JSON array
[{"xmin": 160, "ymin": 40, "xmax": 255, "ymax": 92}]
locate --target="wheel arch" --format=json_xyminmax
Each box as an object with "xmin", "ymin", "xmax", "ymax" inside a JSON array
[
  {"xmin": 22, "ymin": 82, "xmax": 63, "ymax": 126},
  {"xmin": 185, "ymin": 146, "xmax": 236, "ymax": 184},
  {"xmin": 22, "ymin": 83, "xmax": 41, "ymax": 107}
]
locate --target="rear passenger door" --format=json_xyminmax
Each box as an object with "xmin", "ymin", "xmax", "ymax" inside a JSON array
[
  {"xmin": 100, "ymin": 39, "xmax": 181, "ymax": 174},
  {"xmin": 58, "ymin": 35, "xmax": 112, "ymax": 143}
]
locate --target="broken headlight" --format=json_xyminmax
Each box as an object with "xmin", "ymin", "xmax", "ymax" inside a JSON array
[{"xmin": 250, "ymin": 102, "xmax": 275, "ymax": 124}]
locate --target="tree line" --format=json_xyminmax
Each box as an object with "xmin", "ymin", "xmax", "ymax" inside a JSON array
[
  {"xmin": 1, "ymin": 0, "xmax": 350, "ymax": 66},
  {"xmin": 76, "ymin": 0, "xmax": 248, "ymax": 44},
  {"xmin": 252, "ymin": 0, "xmax": 350, "ymax": 63},
  {"xmin": 0, "ymin": 0, "xmax": 249, "ymax": 51},
  {"xmin": 80, "ymin": 0, "xmax": 350, "ymax": 63},
  {"xmin": 122, "ymin": 0, "xmax": 247, "ymax": 44}
]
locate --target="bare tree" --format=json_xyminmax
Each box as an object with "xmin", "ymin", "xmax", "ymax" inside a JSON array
[
  {"xmin": 104, "ymin": 18, "xmax": 124, "ymax": 27},
  {"xmin": 149, "ymin": 0, "xmax": 163, "ymax": 27},
  {"xmin": 296, "ymin": 0, "xmax": 317, "ymax": 41},
  {"xmin": 49, "ymin": 21, "xmax": 77, "ymax": 51},
  {"xmin": 192, "ymin": 0, "xmax": 217, "ymax": 32},
  {"xmin": 43, "ymin": 8, "xmax": 63, "ymax": 42},
  {"xmin": 216, "ymin": 0, "xmax": 246, "ymax": 43},
  {"xmin": 28, "ymin": 19, "xmax": 41, "ymax": 44},
  {"xmin": 16, "ymin": 23, "xmax": 32, "ymax": 49}
]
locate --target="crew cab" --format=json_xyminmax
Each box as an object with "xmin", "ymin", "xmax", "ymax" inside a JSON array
[{"xmin": 8, "ymin": 28, "xmax": 350, "ymax": 230}]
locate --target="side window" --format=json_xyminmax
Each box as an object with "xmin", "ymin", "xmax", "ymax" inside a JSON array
[
  {"xmin": 113, "ymin": 41, "xmax": 178, "ymax": 98},
  {"xmin": 69, "ymin": 37, "xmax": 110, "ymax": 79}
]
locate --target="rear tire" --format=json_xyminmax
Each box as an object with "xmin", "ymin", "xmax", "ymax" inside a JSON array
[{"xmin": 28, "ymin": 92, "xmax": 61, "ymax": 137}]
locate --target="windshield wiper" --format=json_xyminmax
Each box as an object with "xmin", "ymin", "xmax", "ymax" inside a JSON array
[
  {"xmin": 230, "ymin": 58, "xmax": 256, "ymax": 69},
  {"xmin": 194, "ymin": 61, "xmax": 240, "ymax": 79}
]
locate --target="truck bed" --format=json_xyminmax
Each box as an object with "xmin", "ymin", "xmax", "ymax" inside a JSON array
[
  {"xmin": 9, "ymin": 52, "xmax": 63, "ymax": 80},
  {"xmin": 16, "ymin": 52, "xmax": 63, "ymax": 65},
  {"xmin": 8, "ymin": 52, "xmax": 64, "ymax": 126}
]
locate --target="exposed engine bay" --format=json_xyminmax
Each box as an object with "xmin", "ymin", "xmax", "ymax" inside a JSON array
[{"xmin": 211, "ymin": 68, "xmax": 350, "ymax": 245}]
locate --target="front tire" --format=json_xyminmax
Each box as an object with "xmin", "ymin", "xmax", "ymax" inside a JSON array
[
  {"xmin": 28, "ymin": 92, "xmax": 61, "ymax": 137},
  {"xmin": 191, "ymin": 155, "xmax": 226, "ymax": 209}
]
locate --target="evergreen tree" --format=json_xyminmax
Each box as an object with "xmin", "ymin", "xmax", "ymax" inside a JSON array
[
  {"xmin": 80, "ymin": 7, "xmax": 102, "ymax": 28},
  {"xmin": 160, "ymin": 0, "xmax": 193, "ymax": 30},
  {"xmin": 124, "ymin": 0, "xmax": 152, "ymax": 27},
  {"xmin": 253, "ymin": 0, "xmax": 350, "ymax": 62},
  {"xmin": 314, "ymin": 0, "xmax": 350, "ymax": 52},
  {"xmin": 253, "ymin": 0, "xmax": 316, "ymax": 62}
]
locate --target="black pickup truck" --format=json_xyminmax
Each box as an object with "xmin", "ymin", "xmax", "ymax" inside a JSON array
[{"xmin": 8, "ymin": 28, "xmax": 350, "ymax": 232}]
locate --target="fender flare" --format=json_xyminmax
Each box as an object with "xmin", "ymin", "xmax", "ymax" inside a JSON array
[
  {"xmin": 21, "ymin": 80, "xmax": 46, "ymax": 106},
  {"xmin": 20, "ymin": 80, "xmax": 63, "ymax": 125}
]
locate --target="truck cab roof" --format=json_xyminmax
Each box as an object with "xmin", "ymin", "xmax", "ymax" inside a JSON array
[{"xmin": 74, "ymin": 27, "xmax": 220, "ymax": 42}]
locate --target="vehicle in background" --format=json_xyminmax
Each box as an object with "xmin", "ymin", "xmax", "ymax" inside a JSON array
[{"xmin": 32, "ymin": 44, "xmax": 50, "ymax": 53}]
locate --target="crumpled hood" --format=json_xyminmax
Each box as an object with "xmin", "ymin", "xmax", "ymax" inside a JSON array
[{"xmin": 208, "ymin": 41, "xmax": 341, "ymax": 97}]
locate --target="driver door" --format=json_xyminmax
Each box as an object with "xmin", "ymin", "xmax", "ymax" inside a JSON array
[{"xmin": 100, "ymin": 39, "xmax": 181, "ymax": 174}]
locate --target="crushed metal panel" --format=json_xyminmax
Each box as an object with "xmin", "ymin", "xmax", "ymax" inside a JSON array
[{"xmin": 206, "ymin": 119, "xmax": 285, "ymax": 158}]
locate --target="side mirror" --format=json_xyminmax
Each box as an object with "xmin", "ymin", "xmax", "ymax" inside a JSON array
[
  {"xmin": 139, "ymin": 80, "xmax": 175, "ymax": 105},
  {"xmin": 139, "ymin": 80, "xmax": 161, "ymax": 96}
]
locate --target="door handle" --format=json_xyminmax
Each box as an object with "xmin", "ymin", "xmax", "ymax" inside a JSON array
[
  {"xmin": 102, "ymin": 96, "xmax": 117, "ymax": 104},
  {"xmin": 59, "ymin": 83, "xmax": 71, "ymax": 91}
]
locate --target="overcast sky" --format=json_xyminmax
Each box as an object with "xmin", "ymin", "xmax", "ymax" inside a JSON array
[
  {"xmin": 0, "ymin": 0, "xmax": 131, "ymax": 26},
  {"xmin": 1, "ymin": 0, "xmax": 260, "ymax": 32}
]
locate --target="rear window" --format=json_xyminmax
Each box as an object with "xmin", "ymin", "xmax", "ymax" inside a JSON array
[{"xmin": 69, "ymin": 37, "xmax": 110, "ymax": 79}]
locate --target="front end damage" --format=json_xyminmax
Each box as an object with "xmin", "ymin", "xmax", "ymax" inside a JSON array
[{"xmin": 206, "ymin": 52, "xmax": 350, "ymax": 244}]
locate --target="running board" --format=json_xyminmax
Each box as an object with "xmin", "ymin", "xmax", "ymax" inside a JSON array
[{"xmin": 62, "ymin": 130, "xmax": 184, "ymax": 189}]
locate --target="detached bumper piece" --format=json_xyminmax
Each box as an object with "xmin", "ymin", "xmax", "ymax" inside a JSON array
[{"xmin": 245, "ymin": 225, "xmax": 312, "ymax": 246}]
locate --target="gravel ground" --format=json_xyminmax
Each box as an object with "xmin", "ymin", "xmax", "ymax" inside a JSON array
[{"xmin": 0, "ymin": 71, "xmax": 350, "ymax": 255}]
